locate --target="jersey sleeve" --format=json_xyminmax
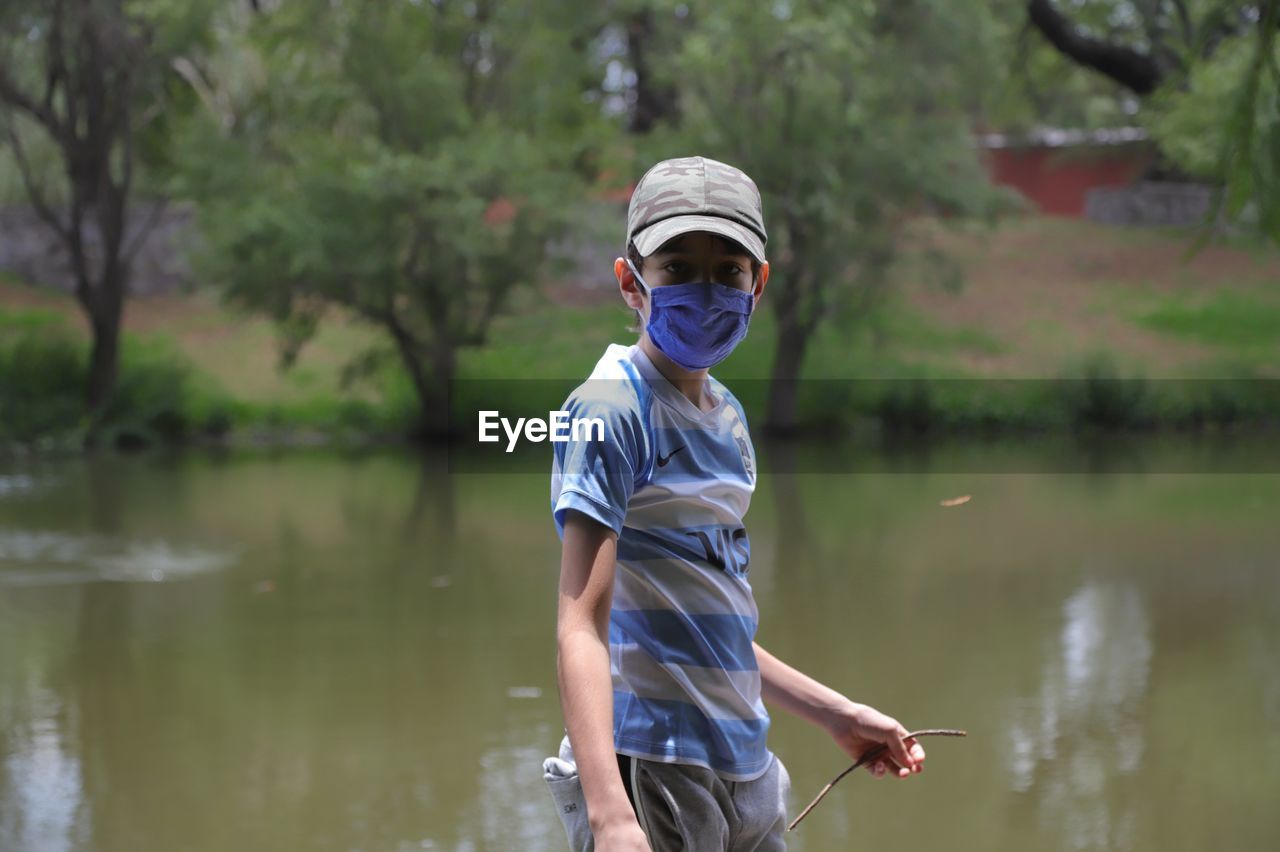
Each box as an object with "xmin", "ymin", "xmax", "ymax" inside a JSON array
[{"xmin": 550, "ymin": 386, "xmax": 648, "ymax": 538}]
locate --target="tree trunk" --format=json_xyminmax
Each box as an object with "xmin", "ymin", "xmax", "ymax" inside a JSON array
[
  {"xmin": 421, "ymin": 345, "xmax": 457, "ymax": 439},
  {"xmin": 389, "ymin": 334, "xmax": 455, "ymax": 441},
  {"xmin": 763, "ymin": 320, "xmax": 810, "ymax": 437},
  {"xmin": 625, "ymin": 8, "xmax": 680, "ymax": 134},
  {"xmin": 82, "ymin": 245, "xmax": 128, "ymax": 419},
  {"xmin": 86, "ymin": 310, "xmax": 122, "ymax": 416}
]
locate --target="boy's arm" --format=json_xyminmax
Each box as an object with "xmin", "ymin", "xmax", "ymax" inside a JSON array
[
  {"xmin": 753, "ymin": 642, "xmax": 926, "ymax": 779},
  {"xmin": 557, "ymin": 512, "xmax": 650, "ymax": 850}
]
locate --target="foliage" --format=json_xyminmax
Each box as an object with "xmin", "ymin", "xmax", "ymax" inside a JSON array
[
  {"xmin": 652, "ymin": 0, "xmax": 1011, "ymax": 431},
  {"xmin": 0, "ymin": 0, "xmax": 221, "ymax": 195},
  {"xmin": 0, "ymin": 309, "xmax": 228, "ymax": 451},
  {"xmin": 1149, "ymin": 36, "xmax": 1265, "ymax": 176},
  {"xmin": 171, "ymin": 0, "xmax": 619, "ymax": 435},
  {"xmin": 1010, "ymin": 1, "xmax": 1280, "ymax": 245},
  {"xmin": 1007, "ymin": 1, "xmax": 1268, "ymax": 121},
  {"xmin": 0, "ymin": 312, "xmax": 85, "ymax": 449},
  {"xmin": 0, "ymin": 0, "xmax": 221, "ymax": 421},
  {"xmin": 1139, "ymin": 2, "xmax": 1280, "ymax": 245},
  {"xmin": 989, "ymin": 0, "xmax": 1142, "ymax": 130},
  {"xmin": 1207, "ymin": 1, "xmax": 1280, "ymax": 245}
]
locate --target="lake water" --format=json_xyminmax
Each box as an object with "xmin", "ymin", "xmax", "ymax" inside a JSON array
[{"xmin": 1, "ymin": 447, "xmax": 1277, "ymax": 851}]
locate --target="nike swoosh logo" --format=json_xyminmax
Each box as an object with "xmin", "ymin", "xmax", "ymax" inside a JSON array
[{"xmin": 656, "ymin": 445, "xmax": 686, "ymax": 467}]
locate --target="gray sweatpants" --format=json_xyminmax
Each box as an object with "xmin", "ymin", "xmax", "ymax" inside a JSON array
[{"xmin": 543, "ymin": 735, "xmax": 790, "ymax": 851}]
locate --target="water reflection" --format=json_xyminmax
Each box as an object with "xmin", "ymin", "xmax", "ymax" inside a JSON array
[
  {"xmin": 476, "ymin": 740, "xmax": 561, "ymax": 852},
  {"xmin": 1008, "ymin": 579, "xmax": 1152, "ymax": 850},
  {"xmin": 0, "ymin": 682, "xmax": 84, "ymax": 852},
  {"xmin": 0, "ymin": 528, "xmax": 234, "ymax": 586},
  {"xmin": 2, "ymin": 452, "xmax": 1278, "ymax": 851},
  {"xmin": 0, "ymin": 475, "xmax": 40, "ymax": 498}
]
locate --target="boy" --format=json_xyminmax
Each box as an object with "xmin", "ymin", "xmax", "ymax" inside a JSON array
[{"xmin": 544, "ymin": 156, "xmax": 926, "ymax": 851}]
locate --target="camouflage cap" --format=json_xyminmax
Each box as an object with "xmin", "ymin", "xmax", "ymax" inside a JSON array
[{"xmin": 627, "ymin": 156, "xmax": 767, "ymax": 263}]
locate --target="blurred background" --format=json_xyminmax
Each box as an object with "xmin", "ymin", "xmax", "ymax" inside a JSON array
[{"xmin": 1, "ymin": 1, "xmax": 1278, "ymax": 850}]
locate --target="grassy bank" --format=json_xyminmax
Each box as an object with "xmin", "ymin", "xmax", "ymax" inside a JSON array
[
  {"xmin": 2, "ymin": 215, "xmax": 1278, "ymax": 450},
  {"xmin": 0, "ymin": 303, "xmax": 417, "ymax": 453}
]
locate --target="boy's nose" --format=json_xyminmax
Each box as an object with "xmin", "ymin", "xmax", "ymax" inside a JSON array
[{"xmin": 690, "ymin": 264, "xmax": 732, "ymax": 285}]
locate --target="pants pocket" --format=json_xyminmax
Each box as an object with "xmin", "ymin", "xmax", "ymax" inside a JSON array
[
  {"xmin": 775, "ymin": 755, "xmax": 791, "ymax": 812},
  {"xmin": 544, "ymin": 755, "xmax": 593, "ymax": 852}
]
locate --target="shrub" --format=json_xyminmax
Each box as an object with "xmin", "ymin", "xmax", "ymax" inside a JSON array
[
  {"xmin": 0, "ymin": 311, "xmax": 229, "ymax": 450},
  {"xmin": 1060, "ymin": 355, "xmax": 1152, "ymax": 431}
]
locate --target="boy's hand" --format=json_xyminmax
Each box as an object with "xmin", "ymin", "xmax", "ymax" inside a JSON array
[
  {"xmin": 823, "ymin": 701, "xmax": 926, "ymax": 779},
  {"xmin": 593, "ymin": 815, "xmax": 651, "ymax": 851}
]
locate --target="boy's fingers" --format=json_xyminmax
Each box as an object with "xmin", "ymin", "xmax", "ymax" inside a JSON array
[
  {"xmin": 885, "ymin": 733, "xmax": 916, "ymax": 772},
  {"xmin": 867, "ymin": 760, "xmax": 911, "ymax": 779}
]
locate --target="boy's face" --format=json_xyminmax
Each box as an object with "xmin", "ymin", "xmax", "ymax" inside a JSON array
[{"xmin": 615, "ymin": 231, "xmax": 769, "ymax": 316}]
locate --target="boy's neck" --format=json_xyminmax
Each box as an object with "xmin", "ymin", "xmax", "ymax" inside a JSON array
[{"xmin": 638, "ymin": 336, "xmax": 718, "ymax": 412}]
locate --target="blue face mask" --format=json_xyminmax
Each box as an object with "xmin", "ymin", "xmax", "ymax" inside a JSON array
[{"xmin": 627, "ymin": 259, "xmax": 755, "ymax": 371}]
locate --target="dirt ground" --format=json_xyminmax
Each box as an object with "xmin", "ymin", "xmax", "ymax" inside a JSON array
[{"xmin": 900, "ymin": 216, "xmax": 1279, "ymax": 377}]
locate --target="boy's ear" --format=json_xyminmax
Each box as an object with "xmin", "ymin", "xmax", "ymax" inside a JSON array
[
  {"xmin": 616, "ymin": 257, "xmax": 645, "ymax": 311},
  {"xmin": 753, "ymin": 261, "xmax": 770, "ymax": 303}
]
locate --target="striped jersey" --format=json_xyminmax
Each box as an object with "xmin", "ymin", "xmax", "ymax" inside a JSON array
[{"xmin": 551, "ymin": 343, "xmax": 769, "ymax": 781}]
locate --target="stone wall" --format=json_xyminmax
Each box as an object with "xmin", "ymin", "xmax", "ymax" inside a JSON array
[
  {"xmin": 1084, "ymin": 181, "xmax": 1224, "ymax": 227},
  {"xmin": 0, "ymin": 202, "xmax": 197, "ymax": 295},
  {"xmin": 0, "ymin": 199, "xmax": 625, "ymax": 301}
]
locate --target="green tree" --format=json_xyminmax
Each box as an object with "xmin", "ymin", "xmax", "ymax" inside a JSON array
[
  {"xmin": 173, "ymin": 0, "xmax": 616, "ymax": 436},
  {"xmin": 1024, "ymin": 1, "xmax": 1266, "ymax": 95},
  {"xmin": 1023, "ymin": 0, "xmax": 1280, "ymax": 244},
  {"xmin": 0, "ymin": 0, "xmax": 217, "ymax": 423},
  {"xmin": 657, "ymin": 0, "xmax": 1008, "ymax": 433},
  {"xmin": 1218, "ymin": 0, "xmax": 1280, "ymax": 243},
  {"xmin": 1147, "ymin": 13, "xmax": 1277, "ymax": 175}
]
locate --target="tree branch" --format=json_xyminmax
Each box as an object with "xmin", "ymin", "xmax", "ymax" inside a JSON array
[
  {"xmin": 3, "ymin": 121, "xmax": 71, "ymax": 244},
  {"xmin": 122, "ymin": 197, "xmax": 168, "ymax": 267},
  {"xmin": 1012, "ymin": 17, "xmax": 1053, "ymax": 116},
  {"xmin": 0, "ymin": 65, "xmax": 61, "ymax": 131},
  {"xmin": 1026, "ymin": 0, "xmax": 1165, "ymax": 94},
  {"xmin": 1171, "ymin": 0, "xmax": 1194, "ymax": 45}
]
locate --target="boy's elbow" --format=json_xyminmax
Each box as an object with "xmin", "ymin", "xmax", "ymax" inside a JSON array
[
  {"xmin": 556, "ymin": 615, "xmax": 603, "ymax": 651},
  {"xmin": 556, "ymin": 581, "xmax": 613, "ymax": 649},
  {"xmin": 556, "ymin": 603, "xmax": 611, "ymax": 658}
]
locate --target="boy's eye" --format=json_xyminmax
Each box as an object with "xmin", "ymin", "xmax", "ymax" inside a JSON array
[{"xmin": 659, "ymin": 261, "xmax": 747, "ymax": 279}]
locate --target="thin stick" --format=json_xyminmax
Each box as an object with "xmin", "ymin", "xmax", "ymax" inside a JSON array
[{"xmin": 787, "ymin": 728, "xmax": 967, "ymax": 831}]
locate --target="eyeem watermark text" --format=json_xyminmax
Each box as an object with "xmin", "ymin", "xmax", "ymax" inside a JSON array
[{"xmin": 478, "ymin": 410, "xmax": 605, "ymax": 452}]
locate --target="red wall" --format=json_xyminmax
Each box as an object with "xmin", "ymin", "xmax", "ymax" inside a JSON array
[{"xmin": 982, "ymin": 146, "xmax": 1153, "ymax": 217}]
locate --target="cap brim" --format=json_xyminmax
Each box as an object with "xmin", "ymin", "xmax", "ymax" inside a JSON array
[{"xmin": 632, "ymin": 214, "xmax": 766, "ymax": 264}]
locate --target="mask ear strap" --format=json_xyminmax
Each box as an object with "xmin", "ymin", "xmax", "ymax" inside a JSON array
[{"xmin": 625, "ymin": 258, "xmax": 651, "ymax": 295}]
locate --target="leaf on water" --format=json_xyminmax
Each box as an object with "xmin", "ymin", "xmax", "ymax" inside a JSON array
[
  {"xmin": 939, "ymin": 495, "xmax": 971, "ymax": 507},
  {"xmin": 430, "ymin": 576, "xmax": 451, "ymax": 588},
  {"xmin": 507, "ymin": 687, "xmax": 542, "ymax": 699},
  {"xmin": 253, "ymin": 580, "xmax": 276, "ymax": 594}
]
